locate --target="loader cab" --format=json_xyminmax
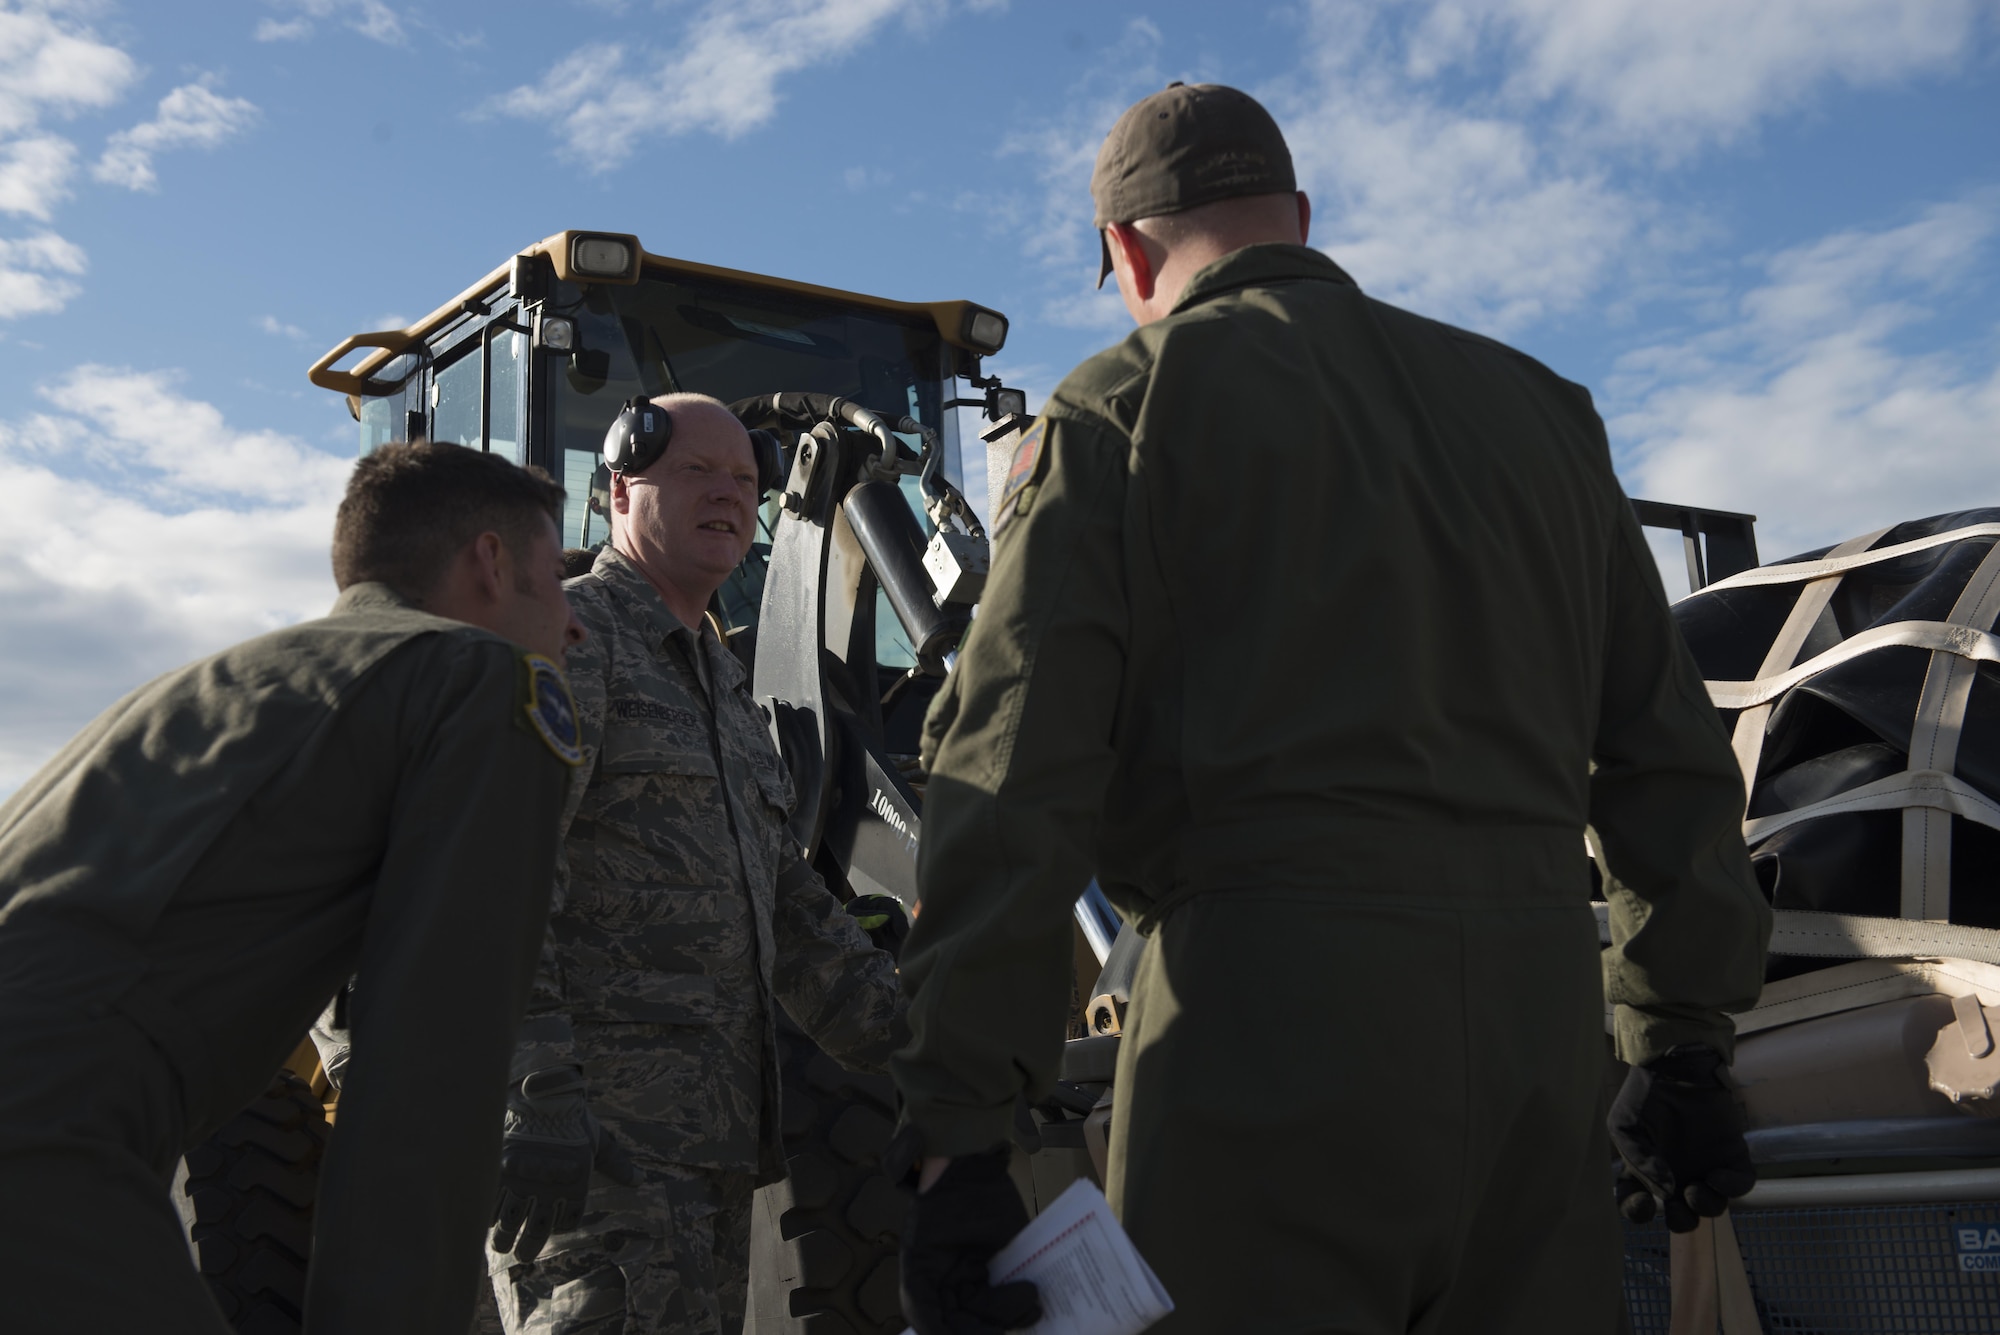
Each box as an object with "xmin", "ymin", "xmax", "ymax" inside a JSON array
[
  {"xmin": 313, "ymin": 230, "xmax": 1011, "ymax": 678},
  {"xmin": 303, "ymin": 235, "xmax": 1039, "ymax": 1335}
]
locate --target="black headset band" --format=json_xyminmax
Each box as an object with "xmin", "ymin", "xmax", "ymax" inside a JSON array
[
  {"xmin": 605, "ymin": 398, "xmax": 788, "ymax": 495},
  {"xmin": 603, "ymin": 397, "xmax": 673, "ymax": 475}
]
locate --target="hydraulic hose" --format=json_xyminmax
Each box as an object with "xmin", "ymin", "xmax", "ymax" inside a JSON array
[
  {"xmin": 728, "ymin": 392, "xmax": 880, "ymax": 440},
  {"xmin": 727, "ymin": 391, "xmax": 986, "ymax": 538},
  {"xmin": 844, "ymin": 480, "xmax": 970, "ymax": 673}
]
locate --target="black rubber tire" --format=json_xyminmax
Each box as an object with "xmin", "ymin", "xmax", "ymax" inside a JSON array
[
  {"xmin": 746, "ymin": 1017, "xmax": 906, "ymax": 1334},
  {"xmin": 172, "ymin": 1071, "xmax": 328, "ymax": 1335}
]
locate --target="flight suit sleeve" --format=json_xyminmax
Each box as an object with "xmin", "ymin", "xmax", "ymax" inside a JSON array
[
  {"xmin": 1591, "ymin": 497, "xmax": 1773, "ymax": 1065},
  {"xmin": 770, "ymin": 849, "xmax": 908, "ymax": 1072},
  {"xmin": 512, "ymin": 591, "xmax": 614, "ymax": 1078},
  {"xmin": 305, "ymin": 638, "xmax": 570, "ymax": 1335},
  {"xmin": 891, "ymin": 412, "xmax": 1130, "ymax": 1157}
]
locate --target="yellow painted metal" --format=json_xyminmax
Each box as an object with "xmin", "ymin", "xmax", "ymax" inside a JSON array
[
  {"xmin": 307, "ymin": 230, "xmax": 1007, "ymax": 397},
  {"xmin": 307, "ymin": 328, "xmax": 420, "ymax": 398},
  {"xmin": 281, "ymin": 1033, "xmax": 336, "ymax": 1119}
]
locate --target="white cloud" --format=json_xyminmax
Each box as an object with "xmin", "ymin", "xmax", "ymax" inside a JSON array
[
  {"xmin": 1272, "ymin": 0, "xmax": 1650, "ymax": 333},
  {"xmin": 93, "ymin": 82, "xmax": 259, "ymax": 192},
  {"xmin": 254, "ymin": 17, "xmax": 314, "ymax": 42},
  {"xmin": 257, "ymin": 314, "xmax": 309, "ymax": 340},
  {"xmin": 0, "ymin": 132, "xmax": 73, "ymax": 218},
  {"xmin": 993, "ymin": 0, "xmax": 1993, "ymax": 341},
  {"xmin": 1038, "ymin": 287, "xmax": 1128, "ymax": 333},
  {"xmin": 1613, "ymin": 198, "xmax": 2000, "ymax": 565},
  {"xmin": 1413, "ymin": 0, "xmax": 1986, "ymax": 155},
  {"xmin": 21, "ymin": 364, "xmax": 352, "ymax": 507},
  {"xmin": 0, "ymin": 7, "xmax": 134, "ymax": 322},
  {"xmin": 995, "ymin": 6, "xmax": 1646, "ymax": 336},
  {"xmin": 986, "ymin": 19, "xmax": 1166, "ymax": 329},
  {"xmin": 257, "ymin": 1, "xmax": 405, "ymax": 46},
  {"xmin": 0, "ymin": 366, "xmax": 350, "ymax": 791},
  {"xmin": 0, "ymin": 4, "xmax": 136, "ymax": 138},
  {"xmin": 493, "ymin": 0, "xmax": 944, "ymax": 170},
  {"xmin": 0, "ymin": 229, "xmax": 83, "ymax": 318}
]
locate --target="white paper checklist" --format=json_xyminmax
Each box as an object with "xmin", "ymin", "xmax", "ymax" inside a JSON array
[{"xmin": 900, "ymin": 1178, "xmax": 1172, "ymax": 1335}]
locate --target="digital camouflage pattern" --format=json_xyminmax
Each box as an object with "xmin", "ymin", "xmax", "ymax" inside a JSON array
[
  {"xmin": 492, "ymin": 1163, "xmax": 752, "ymax": 1335},
  {"xmin": 495, "ymin": 545, "xmax": 904, "ymax": 1327}
]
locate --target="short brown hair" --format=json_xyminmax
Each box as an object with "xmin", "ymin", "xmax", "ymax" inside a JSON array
[{"xmin": 331, "ymin": 442, "xmax": 565, "ymax": 600}]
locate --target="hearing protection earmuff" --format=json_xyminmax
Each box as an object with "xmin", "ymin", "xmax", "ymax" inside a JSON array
[
  {"xmin": 602, "ymin": 397, "xmax": 674, "ymax": 475},
  {"xmin": 603, "ymin": 399, "xmax": 788, "ymax": 495},
  {"xmin": 747, "ymin": 428, "xmax": 785, "ymax": 495}
]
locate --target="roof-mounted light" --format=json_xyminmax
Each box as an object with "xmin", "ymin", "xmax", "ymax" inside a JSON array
[
  {"xmin": 962, "ymin": 307, "xmax": 1008, "ymax": 355},
  {"xmin": 572, "ymin": 236, "xmax": 632, "ymax": 277},
  {"xmin": 547, "ymin": 231, "xmax": 643, "ymax": 285}
]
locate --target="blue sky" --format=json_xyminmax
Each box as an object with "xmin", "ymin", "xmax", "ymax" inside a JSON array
[{"xmin": 0, "ymin": 0, "xmax": 1996, "ymax": 790}]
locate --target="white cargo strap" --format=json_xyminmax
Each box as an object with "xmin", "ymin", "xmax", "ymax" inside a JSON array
[
  {"xmin": 1593, "ymin": 901, "xmax": 2000, "ymax": 967},
  {"xmin": 1668, "ymin": 1214, "xmax": 1764, "ymax": 1335},
  {"xmin": 1698, "ymin": 524, "xmax": 2000, "ymax": 935},
  {"xmin": 1705, "ymin": 621, "xmax": 2000, "ymax": 710},
  {"xmin": 1901, "ymin": 540, "xmax": 2000, "ymax": 920},
  {"xmin": 1714, "ymin": 1212, "xmax": 1763, "ymax": 1335},
  {"xmin": 1699, "ymin": 522, "xmax": 2000, "ymax": 594},
  {"xmin": 1727, "ymin": 527, "xmax": 1887, "ymax": 800},
  {"xmin": 1739, "ymin": 769, "xmax": 2000, "ymax": 846}
]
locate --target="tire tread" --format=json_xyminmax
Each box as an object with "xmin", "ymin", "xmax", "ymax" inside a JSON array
[
  {"xmin": 749, "ymin": 1018, "xmax": 905, "ymax": 1333},
  {"xmin": 175, "ymin": 1071, "xmax": 327, "ymax": 1335}
]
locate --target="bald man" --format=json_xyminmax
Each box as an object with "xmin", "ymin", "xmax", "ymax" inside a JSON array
[{"xmin": 487, "ymin": 394, "xmax": 906, "ymax": 1335}]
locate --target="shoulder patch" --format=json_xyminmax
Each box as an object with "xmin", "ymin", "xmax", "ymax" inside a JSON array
[
  {"xmin": 994, "ymin": 419, "xmax": 1050, "ymax": 535},
  {"xmin": 520, "ymin": 653, "xmax": 585, "ymax": 766},
  {"xmin": 999, "ymin": 419, "xmax": 1048, "ymax": 511}
]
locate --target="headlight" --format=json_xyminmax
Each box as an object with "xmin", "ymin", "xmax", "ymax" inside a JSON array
[
  {"xmin": 535, "ymin": 314, "xmax": 577, "ymax": 352},
  {"xmin": 963, "ymin": 307, "xmax": 1008, "ymax": 354},
  {"xmin": 993, "ymin": 387, "xmax": 1027, "ymax": 419},
  {"xmin": 570, "ymin": 236, "xmax": 633, "ymax": 278}
]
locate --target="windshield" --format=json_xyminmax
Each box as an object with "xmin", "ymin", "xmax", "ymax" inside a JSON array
[
  {"xmin": 553, "ymin": 273, "xmax": 951, "ymax": 670},
  {"xmin": 553, "ymin": 273, "xmax": 948, "ymax": 545}
]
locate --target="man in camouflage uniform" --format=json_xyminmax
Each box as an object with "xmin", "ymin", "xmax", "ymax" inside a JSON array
[{"xmin": 489, "ymin": 393, "xmax": 906, "ymax": 1335}]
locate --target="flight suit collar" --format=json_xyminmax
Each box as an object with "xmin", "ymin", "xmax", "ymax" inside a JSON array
[
  {"xmin": 1170, "ymin": 242, "xmax": 1357, "ymax": 318},
  {"xmin": 588, "ymin": 544, "xmax": 745, "ymax": 694},
  {"xmin": 329, "ymin": 581, "xmax": 415, "ymax": 615}
]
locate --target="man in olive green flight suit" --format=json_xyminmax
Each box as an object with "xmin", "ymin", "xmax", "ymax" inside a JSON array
[
  {"xmin": 891, "ymin": 84, "xmax": 1773, "ymax": 1334},
  {"xmin": 0, "ymin": 443, "xmax": 587, "ymax": 1335}
]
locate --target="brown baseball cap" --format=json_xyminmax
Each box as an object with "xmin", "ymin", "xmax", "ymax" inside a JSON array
[{"xmin": 1091, "ymin": 82, "xmax": 1296, "ymax": 288}]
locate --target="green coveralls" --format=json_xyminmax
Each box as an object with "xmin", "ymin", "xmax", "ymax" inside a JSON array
[
  {"xmin": 0, "ymin": 584, "xmax": 571, "ymax": 1335},
  {"xmin": 892, "ymin": 245, "xmax": 1772, "ymax": 1334}
]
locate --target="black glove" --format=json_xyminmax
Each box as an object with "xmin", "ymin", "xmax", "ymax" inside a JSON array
[
  {"xmin": 490, "ymin": 1065, "xmax": 639, "ymax": 1262},
  {"xmin": 846, "ymin": 893, "xmax": 910, "ymax": 960},
  {"xmin": 1608, "ymin": 1045, "xmax": 1756, "ymax": 1232},
  {"xmin": 900, "ymin": 1145, "xmax": 1044, "ymax": 1335}
]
